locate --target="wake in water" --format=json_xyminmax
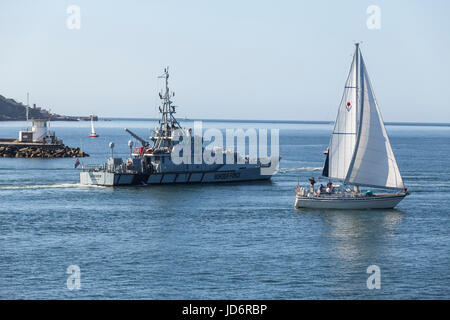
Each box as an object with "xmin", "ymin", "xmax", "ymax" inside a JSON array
[
  {"xmin": 278, "ymin": 167, "xmax": 322, "ymax": 173},
  {"xmin": 0, "ymin": 183, "xmax": 105, "ymax": 190}
]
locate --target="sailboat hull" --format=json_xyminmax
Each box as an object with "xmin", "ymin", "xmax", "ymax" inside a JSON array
[{"xmin": 294, "ymin": 193, "xmax": 407, "ymax": 210}]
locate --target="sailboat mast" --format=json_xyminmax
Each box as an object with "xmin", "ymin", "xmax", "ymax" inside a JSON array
[
  {"xmin": 344, "ymin": 43, "xmax": 363, "ymax": 185},
  {"xmin": 355, "ymin": 43, "xmax": 360, "ymax": 128}
]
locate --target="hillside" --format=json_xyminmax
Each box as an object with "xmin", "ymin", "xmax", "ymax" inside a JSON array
[{"xmin": 0, "ymin": 94, "xmax": 95, "ymax": 121}]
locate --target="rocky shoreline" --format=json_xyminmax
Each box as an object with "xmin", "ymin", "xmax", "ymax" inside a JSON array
[{"xmin": 0, "ymin": 145, "xmax": 89, "ymax": 158}]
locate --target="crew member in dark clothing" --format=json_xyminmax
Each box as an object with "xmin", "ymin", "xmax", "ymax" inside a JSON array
[
  {"xmin": 309, "ymin": 177, "xmax": 316, "ymax": 193},
  {"xmin": 319, "ymin": 184, "xmax": 325, "ymax": 194}
]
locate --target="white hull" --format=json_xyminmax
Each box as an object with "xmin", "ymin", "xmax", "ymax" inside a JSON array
[
  {"xmin": 80, "ymin": 167, "xmax": 270, "ymax": 186},
  {"xmin": 294, "ymin": 193, "xmax": 407, "ymax": 210}
]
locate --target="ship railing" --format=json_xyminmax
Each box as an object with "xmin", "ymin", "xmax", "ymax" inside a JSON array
[
  {"xmin": 83, "ymin": 162, "xmax": 143, "ymax": 174},
  {"xmin": 105, "ymin": 163, "xmax": 126, "ymax": 173},
  {"xmin": 83, "ymin": 164, "xmax": 103, "ymax": 172},
  {"xmin": 83, "ymin": 163, "xmax": 118, "ymax": 173}
]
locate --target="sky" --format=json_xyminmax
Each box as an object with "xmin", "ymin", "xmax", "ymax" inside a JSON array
[{"xmin": 0, "ymin": 0, "xmax": 449, "ymax": 122}]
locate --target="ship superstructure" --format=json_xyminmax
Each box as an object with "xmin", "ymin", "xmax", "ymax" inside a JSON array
[{"xmin": 80, "ymin": 68, "xmax": 275, "ymax": 186}]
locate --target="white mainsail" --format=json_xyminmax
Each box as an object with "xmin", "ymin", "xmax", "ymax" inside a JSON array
[{"xmin": 324, "ymin": 44, "xmax": 404, "ymax": 190}]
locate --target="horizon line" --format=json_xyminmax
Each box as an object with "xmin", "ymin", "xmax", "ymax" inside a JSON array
[{"xmin": 99, "ymin": 117, "xmax": 450, "ymax": 127}]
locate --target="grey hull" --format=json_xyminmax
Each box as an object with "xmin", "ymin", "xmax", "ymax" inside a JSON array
[{"xmin": 80, "ymin": 167, "xmax": 270, "ymax": 186}]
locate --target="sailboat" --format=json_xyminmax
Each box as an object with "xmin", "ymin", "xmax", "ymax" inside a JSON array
[
  {"xmin": 89, "ymin": 116, "xmax": 99, "ymax": 138},
  {"xmin": 295, "ymin": 43, "xmax": 409, "ymax": 209}
]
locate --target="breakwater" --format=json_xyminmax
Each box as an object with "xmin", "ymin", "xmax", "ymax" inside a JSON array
[{"xmin": 0, "ymin": 145, "xmax": 89, "ymax": 158}]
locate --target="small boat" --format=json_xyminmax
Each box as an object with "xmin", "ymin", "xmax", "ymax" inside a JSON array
[
  {"xmin": 295, "ymin": 43, "xmax": 409, "ymax": 210},
  {"xmin": 89, "ymin": 116, "xmax": 99, "ymax": 138}
]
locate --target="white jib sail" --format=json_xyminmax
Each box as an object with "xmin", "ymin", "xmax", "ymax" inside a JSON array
[
  {"xmin": 326, "ymin": 48, "xmax": 358, "ymax": 180},
  {"xmin": 345, "ymin": 53, "xmax": 404, "ymax": 190},
  {"xmin": 91, "ymin": 118, "xmax": 96, "ymax": 134}
]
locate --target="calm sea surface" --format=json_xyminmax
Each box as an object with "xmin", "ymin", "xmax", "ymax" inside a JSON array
[{"xmin": 0, "ymin": 120, "xmax": 449, "ymax": 299}]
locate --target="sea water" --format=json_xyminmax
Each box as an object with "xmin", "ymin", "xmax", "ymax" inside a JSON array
[{"xmin": 0, "ymin": 120, "xmax": 449, "ymax": 299}]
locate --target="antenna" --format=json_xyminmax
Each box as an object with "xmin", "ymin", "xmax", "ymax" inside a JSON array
[
  {"xmin": 48, "ymin": 108, "xmax": 51, "ymax": 130},
  {"xmin": 26, "ymin": 92, "xmax": 29, "ymax": 123}
]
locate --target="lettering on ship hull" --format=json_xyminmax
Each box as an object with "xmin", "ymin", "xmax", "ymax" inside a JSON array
[{"xmin": 214, "ymin": 172, "xmax": 240, "ymax": 180}]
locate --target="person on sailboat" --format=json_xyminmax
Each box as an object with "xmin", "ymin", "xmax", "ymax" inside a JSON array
[
  {"xmin": 309, "ymin": 177, "xmax": 316, "ymax": 193},
  {"xmin": 326, "ymin": 180, "xmax": 334, "ymax": 194},
  {"xmin": 318, "ymin": 184, "xmax": 325, "ymax": 194}
]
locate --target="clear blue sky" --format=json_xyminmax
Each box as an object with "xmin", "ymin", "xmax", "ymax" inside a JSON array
[{"xmin": 0, "ymin": 0, "xmax": 449, "ymax": 122}]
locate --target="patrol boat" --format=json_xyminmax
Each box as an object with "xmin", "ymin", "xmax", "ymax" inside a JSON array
[{"xmin": 80, "ymin": 67, "xmax": 276, "ymax": 186}]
